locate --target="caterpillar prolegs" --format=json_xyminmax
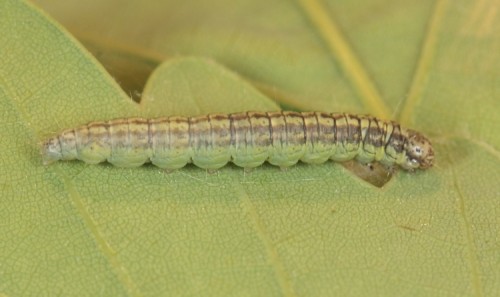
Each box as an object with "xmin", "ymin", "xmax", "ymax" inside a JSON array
[{"xmin": 42, "ymin": 111, "xmax": 434, "ymax": 171}]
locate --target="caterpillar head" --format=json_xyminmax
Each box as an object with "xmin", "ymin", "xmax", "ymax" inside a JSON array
[
  {"xmin": 402, "ymin": 130, "xmax": 434, "ymax": 171},
  {"xmin": 41, "ymin": 137, "xmax": 62, "ymax": 165}
]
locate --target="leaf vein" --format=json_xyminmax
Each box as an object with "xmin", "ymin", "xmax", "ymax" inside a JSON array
[
  {"xmin": 297, "ymin": 0, "xmax": 390, "ymax": 118},
  {"xmin": 55, "ymin": 167, "xmax": 143, "ymax": 297},
  {"xmin": 398, "ymin": 0, "xmax": 450, "ymax": 124},
  {"xmin": 237, "ymin": 184, "xmax": 297, "ymax": 297},
  {"xmin": 449, "ymin": 164, "xmax": 484, "ymax": 297}
]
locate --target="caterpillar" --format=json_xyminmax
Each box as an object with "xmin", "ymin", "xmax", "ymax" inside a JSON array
[{"xmin": 41, "ymin": 111, "xmax": 434, "ymax": 171}]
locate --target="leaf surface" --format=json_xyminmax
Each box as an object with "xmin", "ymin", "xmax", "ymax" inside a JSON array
[{"xmin": 1, "ymin": 0, "xmax": 499, "ymax": 296}]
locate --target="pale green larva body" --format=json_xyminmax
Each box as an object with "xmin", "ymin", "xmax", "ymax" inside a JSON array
[{"xmin": 41, "ymin": 111, "xmax": 434, "ymax": 171}]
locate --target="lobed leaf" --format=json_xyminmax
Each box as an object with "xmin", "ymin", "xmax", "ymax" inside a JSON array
[{"xmin": 0, "ymin": 0, "xmax": 498, "ymax": 296}]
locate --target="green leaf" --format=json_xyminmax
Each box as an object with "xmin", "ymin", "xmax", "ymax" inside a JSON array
[
  {"xmin": 2, "ymin": 0, "xmax": 499, "ymax": 296},
  {"xmin": 141, "ymin": 57, "xmax": 280, "ymax": 116}
]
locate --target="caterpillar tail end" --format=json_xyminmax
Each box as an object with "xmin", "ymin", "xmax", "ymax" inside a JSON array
[{"xmin": 41, "ymin": 137, "xmax": 62, "ymax": 166}]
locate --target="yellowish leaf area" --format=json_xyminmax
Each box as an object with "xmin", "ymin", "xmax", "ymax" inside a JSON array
[{"xmin": 1, "ymin": 0, "xmax": 498, "ymax": 296}]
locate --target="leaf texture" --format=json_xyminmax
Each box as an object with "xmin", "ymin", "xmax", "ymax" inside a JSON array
[{"xmin": 1, "ymin": 0, "xmax": 499, "ymax": 296}]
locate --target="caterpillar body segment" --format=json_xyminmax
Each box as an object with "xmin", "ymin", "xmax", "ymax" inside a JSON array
[{"xmin": 42, "ymin": 111, "xmax": 434, "ymax": 171}]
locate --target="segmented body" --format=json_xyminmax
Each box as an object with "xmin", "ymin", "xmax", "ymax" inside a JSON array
[{"xmin": 42, "ymin": 111, "xmax": 434, "ymax": 171}]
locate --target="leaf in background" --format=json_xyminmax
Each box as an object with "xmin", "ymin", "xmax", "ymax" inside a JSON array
[
  {"xmin": 141, "ymin": 57, "xmax": 280, "ymax": 116},
  {"xmin": 1, "ymin": 0, "xmax": 499, "ymax": 296}
]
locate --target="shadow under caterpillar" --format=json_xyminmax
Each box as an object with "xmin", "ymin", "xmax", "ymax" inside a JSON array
[{"xmin": 42, "ymin": 111, "xmax": 434, "ymax": 171}]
